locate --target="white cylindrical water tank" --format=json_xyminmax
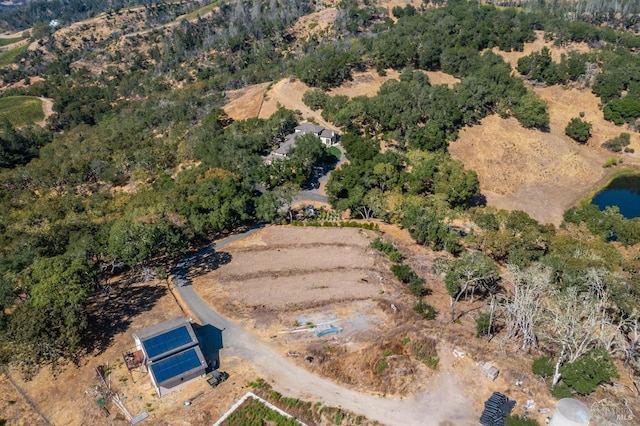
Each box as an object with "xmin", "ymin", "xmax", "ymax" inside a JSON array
[{"xmin": 550, "ymin": 398, "xmax": 591, "ymax": 426}]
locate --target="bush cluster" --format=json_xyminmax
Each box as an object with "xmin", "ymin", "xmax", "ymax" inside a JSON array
[
  {"xmin": 602, "ymin": 133, "xmax": 631, "ymax": 152},
  {"xmin": 370, "ymin": 237, "xmax": 404, "ymax": 262},
  {"xmin": 391, "ymin": 264, "xmax": 425, "ymax": 296}
]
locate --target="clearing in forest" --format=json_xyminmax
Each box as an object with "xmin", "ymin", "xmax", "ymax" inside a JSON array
[{"xmin": 0, "ymin": 96, "xmax": 44, "ymax": 126}]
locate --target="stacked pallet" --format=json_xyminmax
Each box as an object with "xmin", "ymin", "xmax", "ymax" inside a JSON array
[{"xmin": 479, "ymin": 392, "xmax": 516, "ymax": 426}]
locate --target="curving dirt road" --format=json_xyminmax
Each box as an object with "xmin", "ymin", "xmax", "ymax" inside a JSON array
[{"xmin": 174, "ymin": 229, "xmax": 477, "ymax": 426}]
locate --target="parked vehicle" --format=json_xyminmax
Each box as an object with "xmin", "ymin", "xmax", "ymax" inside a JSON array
[{"xmin": 207, "ymin": 370, "xmax": 229, "ymax": 387}]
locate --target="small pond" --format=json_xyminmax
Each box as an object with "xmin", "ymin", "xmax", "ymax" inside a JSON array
[{"xmin": 591, "ymin": 175, "xmax": 640, "ymax": 219}]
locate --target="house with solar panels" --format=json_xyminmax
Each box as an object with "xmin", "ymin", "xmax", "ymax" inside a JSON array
[{"xmin": 128, "ymin": 317, "xmax": 207, "ymax": 397}]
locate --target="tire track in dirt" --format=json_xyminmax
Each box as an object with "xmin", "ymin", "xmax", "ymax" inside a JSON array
[
  {"xmin": 5, "ymin": 372, "xmax": 51, "ymax": 425},
  {"xmin": 216, "ymin": 266, "xmax": 377, "ymax": 283}
]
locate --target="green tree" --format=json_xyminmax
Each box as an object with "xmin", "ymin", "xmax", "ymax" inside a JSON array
[
  {"xmin": 302, "ymin": 89, "xmax": 330, "ymax": 111},
  {"xmin": 255, "ymin": 184, "xmax": 299, "ymax": 223},
  {"xmin": 565, "ymin": 118, "xmax": 592, "ymax": 143},
  {"xmin": 445, "ymin": 251, "xmax": 499, "ymax": 322},
  {"xmin": 9, "ymin": 255, "xmax": 97, "ymax": 372},
  {"xmin": 402, "ymin": 207, "xmax": 463, "ymax": 255},
  {"xmin": 603, "ymin": 95, "xmax": 640, "ymax": 125},
  {"xmin": 560, "ymin": 348, "xmax": 619, "ymax": 395},
  {"xmin": 512, "ymin": 93, "xmax": 549, "ymax": 130}
]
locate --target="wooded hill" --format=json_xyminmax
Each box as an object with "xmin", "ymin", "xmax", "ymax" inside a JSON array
[{"xmin": 0, "ymin": 0, "xmax": 639, "ymax": 412}]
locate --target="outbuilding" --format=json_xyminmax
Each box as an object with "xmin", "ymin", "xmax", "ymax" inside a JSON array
[{"xmin": 131, "ymin": 317, "xmax": 207, "ymax": 396}]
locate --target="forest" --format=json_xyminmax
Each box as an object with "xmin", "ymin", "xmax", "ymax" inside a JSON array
[{"xmin": 0, "ymin": 0, "xmax": 639, "ymax": 406}]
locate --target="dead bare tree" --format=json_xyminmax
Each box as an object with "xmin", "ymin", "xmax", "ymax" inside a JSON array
[
  {"xmin": 541, "ymin": 269, "xmax": 616, "ymax": 387},
  {"xmin": 502, "ymin": 263, "xmax": 552, "ymax": 352}
]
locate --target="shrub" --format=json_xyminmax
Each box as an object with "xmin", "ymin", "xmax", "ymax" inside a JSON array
[
  {"xmin": 560, "ymin": 348, "xmax": 619, "ymax": 395},
  {"xmin": 375, "ymin": 359, "xmax": 388, "ymax": 374},
  {"xmin": 551, "ymin": 381, "xmax": 573, "ymax": 399},
  {"xmin": 565, "ymin": 117, "xmax": 592, "ymax": 143},
  {"xmin": 370, "ymin": 237, "xmax": 404, "ymax": 262},
  {"xmin": 532, "ymin": 355, "xmax": 554, "ymax": 378},
  {"xmin": 475, "ymin": 312, "xmax": 493, "ymax": 337},
  {"xmin": 602, "ymin": 132, "xmax": 630, "ymax": 152},
  {"xmin": 414, "ymin": 299, "xmax": 437, "ymax": 320},
  {"xmin": 391, "ymin": 264, "xmax": 424, "ymax": 296},
  {"xmin": 603, "ymin": 157, "xmax": 619, "ymax": 168},
  {"xmin": 412, "ymin": 338, "xmax": 439, "ymax": 369},
  {"xmin": 505, "ymin": 415, "xmax": 540, "ymax": 426}
]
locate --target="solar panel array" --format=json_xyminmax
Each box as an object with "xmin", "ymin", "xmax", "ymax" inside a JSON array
[
  {"xmin": 143, "ymin": 325, "xmax": 193, "ymax": 359},
  {"xmin": 150, "ymin": 348, "xmax": 203, "ymax": 384}
]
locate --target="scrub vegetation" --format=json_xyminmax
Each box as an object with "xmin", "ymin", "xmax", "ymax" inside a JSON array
[{"xmin": 0, "ymin": 3, "xmax": 638, "ymax": 420}]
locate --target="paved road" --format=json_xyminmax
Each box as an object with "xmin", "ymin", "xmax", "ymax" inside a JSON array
[{"xmin": 174, "ymin": 228, "xmax": 476, "ymax": 426}]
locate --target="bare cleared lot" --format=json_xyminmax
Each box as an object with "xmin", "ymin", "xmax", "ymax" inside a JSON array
[
  {"xmin": 450, "ymin": 114, "xmax": 608, "ymax": 225},
  {"xmin": 196, "ymin": 227, "xmax": 382, "ymax": 310},
  {"xmin": 192, "ymin": 226, "xmax": 556, "ymax": 425}
]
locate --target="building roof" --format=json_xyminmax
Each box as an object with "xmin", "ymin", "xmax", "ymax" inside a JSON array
[
  {"xmin": 320, "ymin": 129, "xmax": 335, "ymax": 138},
  {"xmin": 275, "ymin": 138, "xmax": 297, "ymax": 156},
  {"xmin": 295, "ymin": 123, "xmax": 324, "ymax": 134},
  {"xmin": 149, "ymin": 347, "xmax": 207, "ymax": 385},
  {"xmin": 133, "ymin": 317, "xmax": 199, "ymax": 362}
]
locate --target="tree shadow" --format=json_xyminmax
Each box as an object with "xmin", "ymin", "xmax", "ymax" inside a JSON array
[
  {"xmin": 84, "ymin": 281, "xmax": 168, "ymax": 355},
  {"xmin": 469, "ymin": 193, "xmax": 487, "ymax": 207},
  {"xmin": 193, "ymin": 323, "xmax": 224, "ymax": 372},
  {"xmin": 187, "ymin": 250, "xmax": 232, "ymax": 279},
  {"xmin": 173, "ymin": 249, "xmax": 233, "ymax": 287}
]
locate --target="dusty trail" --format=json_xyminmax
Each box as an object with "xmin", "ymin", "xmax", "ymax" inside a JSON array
[
  {"xmin": 174, "ymin": 229, "xmax": 476, "ymax": 426},
  {"xmin": 38, "ymin": 97, "xmax": 54, "ymax": 126}
]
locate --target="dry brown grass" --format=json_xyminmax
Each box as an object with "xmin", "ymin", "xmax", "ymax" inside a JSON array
[
  {"xmin": 450, "ymin": 31, "xmax": 640, "ymax": 225},
  {"xmin": 0, "ymin": 278, "xmax": 258, "ymax": 426}
]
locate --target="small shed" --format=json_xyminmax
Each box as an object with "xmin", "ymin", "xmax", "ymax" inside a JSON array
[{"xmin": 132, "ymin": 317, "xmax": 207, "ymax": 396}]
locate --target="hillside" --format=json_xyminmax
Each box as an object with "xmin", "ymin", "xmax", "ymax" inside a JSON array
[{"xmin": 1, "ymin": 1, "xmax": 640, "ymax": 425}]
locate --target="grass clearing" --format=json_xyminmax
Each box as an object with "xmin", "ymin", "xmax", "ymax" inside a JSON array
[
  {"xmin": 0, "ymin": 34, "xmax": 27, "ymax": 48},
  {"xmin": 0, "ymin": 96, "xmax": 44, "ymax": 126},
  {"xmin": 180, "ymin": 1, "xmax": 218, "ymax": 21},
  {"xmin": 221, "ymin": 396, "xmax": 300, "ymax": 426},
  {"xmin": 327, "ymin": 146, "xmax": 341, "ymax": 161},
  {"xmin": 0, "ymin": 44, "xmax": 27, "ymax": 68}
]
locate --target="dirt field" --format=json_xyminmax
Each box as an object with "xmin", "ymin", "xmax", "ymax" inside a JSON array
[
  {"xmin": 223, "ymin": 82, "xmax": 271, "ymax": 121},
  {"xmin": 259, "ymin": 78, "xmax": 336, "ymax": 129},
  {"xmin": 192, "ymin": 226, "xmax": 558, "ymax": 424}
]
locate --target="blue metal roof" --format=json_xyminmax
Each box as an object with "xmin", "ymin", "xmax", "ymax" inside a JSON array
[
  {"xmin": 150, "ymin": 348, "xmax": 203, "ymax": 384},
  {"xmin": 142, "ymin": 325, "xmax": 193, "ymax": 359}
]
